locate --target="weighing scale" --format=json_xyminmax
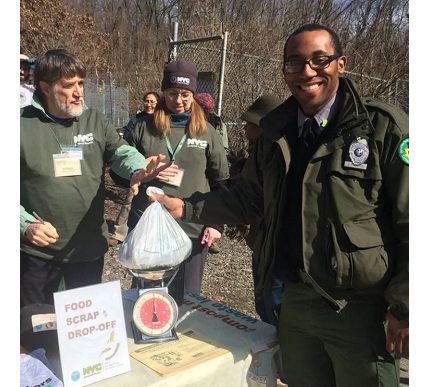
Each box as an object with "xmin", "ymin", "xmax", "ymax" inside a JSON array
[{"xmin": 129, "ymin": 266, "xmax": 180, "ymax": 344}]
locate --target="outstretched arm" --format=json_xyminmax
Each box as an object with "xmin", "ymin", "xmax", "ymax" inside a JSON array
[
  {"xmin": 149, "ymin": 192, "xmax": 184, "ymax": 219},
  {"xmin": 129, "ymin": 154, "xmax": 172, "ymax": 195}
]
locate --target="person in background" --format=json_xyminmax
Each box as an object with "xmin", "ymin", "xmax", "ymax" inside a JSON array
[
  {"xmin": 123, "ymin": 91, "xmax": 161, "ymax": 135},
  {"xmin": 122, "ymin": 60, "xmax": 230, "ymax": 300},
  {"xmin": 108, "ymin": 91, "xmax": 161, "ymax": 247},
  {"xmin": 238, "ymin": 94, "xmax": 286, "ymax": 385},
  {"xmin": 193, "ymin": 92, "xmax": 229, "ymax": 254},
  {"xmin": 238, "ymin": 94, "xmax": 283, "ymax": 326},
  {"xmin": 20, "ymin": 48, "xmax": 170, "ymax": 307},
  {"xmin": 20, "ymin": 54, "xmax": 36, "ymax": 108},
  {"xmin": 149, "ymin": 23, "xmax": 409, "ymax": 387},
  {"xmin": 194, "ymin": 93, "xmax": 229, "ymax": 154}
]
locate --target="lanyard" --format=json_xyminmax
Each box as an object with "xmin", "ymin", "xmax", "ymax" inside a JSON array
[
  {"xmin": 164, "ymin": 134, "xmax": 187, "ymax": 161},
  {"xmin": 46, "ymin": 121, "xmax": 76, "ymax": 152}
]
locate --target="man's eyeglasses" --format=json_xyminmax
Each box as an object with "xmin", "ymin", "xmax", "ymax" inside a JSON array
[
  {"xmin": 284, "ymin": 54, "xmax": 340, "ymax": 74},
  {"xmin": 165, "ymin": 91, "xmax": 193, "ymax": 102}
]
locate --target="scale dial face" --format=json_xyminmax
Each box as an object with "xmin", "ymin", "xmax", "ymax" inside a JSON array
[{"xmin": 132, "ymin": 289, "xmax": 178, "ymax": 337}]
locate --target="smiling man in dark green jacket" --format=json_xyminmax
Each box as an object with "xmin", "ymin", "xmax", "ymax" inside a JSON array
[{"xmin": 151, "ymin": 24, "xmax": 409, "ymax": 387}]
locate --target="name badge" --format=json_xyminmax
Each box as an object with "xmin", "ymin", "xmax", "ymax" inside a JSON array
[
  {"xmin": 61, "ymin": 145, "xmax": 84, "ymax": 160},
  {"xmin": 165, "ymin": 168, "xmax": 184, "ymax": 188},
  {"xmin": 53, "ymin": 153, "xmax": 82, "ymax": 177}
]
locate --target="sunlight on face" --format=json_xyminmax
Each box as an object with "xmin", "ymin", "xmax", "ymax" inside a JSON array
[
  {"xmin": 143, "ymin": 94, "xmax": 159, "ymax": 115},
  {"xmin": 283, "ymin": 30, "xmax": 346, "ymax": 117},
  {"xmin": 45, "ymin": 75, "xmax": 85, "ymax": 118},
  {"xmin": 163, "ymin": 88, "xmax": 193, "ymax": 114}
]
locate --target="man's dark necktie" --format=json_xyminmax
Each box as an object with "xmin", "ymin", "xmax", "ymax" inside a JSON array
[{"xmin": 301, "ymin": 117, "xmax": 321, "ymax": 147}]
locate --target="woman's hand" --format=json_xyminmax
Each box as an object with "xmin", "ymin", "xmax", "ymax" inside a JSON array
[
  {"xmin": 154, "ymin": 162, "xmax": 179, "ymax": 183},
  {"xmin": 130, "ymin": 154, "xmax": 172, "ymax": 195}
]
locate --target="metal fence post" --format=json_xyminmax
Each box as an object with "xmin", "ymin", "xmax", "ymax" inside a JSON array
[
  {"xmin": 217, "ymin": 31, "xmax": 228, "ymax": 117},
  {"xmin": 102, "ymin": 80, "xmax": 106, "ymax": 115},
  {"xmin": 108, "ymin": 72, "xmax": 114, "ymax": 125},
  {"xmin": 170, "ymin": 21, "xmax": 179, "ymax": 62}
]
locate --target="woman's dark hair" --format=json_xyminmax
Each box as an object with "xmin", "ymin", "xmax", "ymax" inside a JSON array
[
  {"xmin": 34, "ymin": 48, "xmax": 86, "ymax": 91},
  {"xmin": 143, "ymin": 91, "xmax": 161, "ymax": 102}
]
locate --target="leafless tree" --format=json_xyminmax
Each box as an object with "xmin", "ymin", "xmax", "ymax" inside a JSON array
[{"xmin": 21, "ymin": 0, "xmax": 408, "ymax": 117}]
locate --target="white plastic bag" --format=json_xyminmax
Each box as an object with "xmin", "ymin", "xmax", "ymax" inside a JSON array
[
  {"xmin": 118, "ymin": 187, "xmax": 192, "ymax": 270},
  {"xmin": 20, "ymin": 353, "xmax": 63, "ymax": 387}
]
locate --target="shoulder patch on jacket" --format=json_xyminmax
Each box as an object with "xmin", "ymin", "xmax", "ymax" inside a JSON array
[{"xmin": 398, "ymin": 138, "xmax": 409, "ymax": 165}]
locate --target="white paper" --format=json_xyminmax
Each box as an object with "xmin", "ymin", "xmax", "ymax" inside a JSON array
[{"xmin": 54, "ymin": 281, "xmax": 131, "ymax": 387}]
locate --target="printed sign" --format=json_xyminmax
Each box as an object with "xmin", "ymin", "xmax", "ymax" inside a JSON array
[{"xmin": 54, "ymin": 281, "xmax": 131, "ymax": 387}]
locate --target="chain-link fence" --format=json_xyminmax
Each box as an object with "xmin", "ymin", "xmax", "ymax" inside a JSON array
[
  {"xmin": 345, "ymin": 70, "xmax": 409, "ymax": 114},
  {"xmin": 170, "ymin": 36, "xmax": 280, "ymax": 153},
  {"xmin": 170, "ymin": 36, "xmax": 409, "ymax": 155},
  {"xmin": 83, "ymin": 36, "xmax": 408, "ymax": 154},
  {"xmin": 84, "ymin": 75, "xmax": 130, "ymax": 128}
]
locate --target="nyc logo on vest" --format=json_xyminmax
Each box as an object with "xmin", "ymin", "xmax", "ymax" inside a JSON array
[
  {"xmin": 74, "ymin": 133, "xmax": 94, "ymax": 145},
  {"xmin": 187, "ymin": 138, "xmax": 207, "ymax": 149},
  {"xmin": 170, "ymin": 75, "xmax": 190, "ymax": 86}
]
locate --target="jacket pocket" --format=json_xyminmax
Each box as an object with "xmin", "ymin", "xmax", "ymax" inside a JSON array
[
  {"xmin": 329, "ymin": 218, "xmax": 389, "ymax": 290},
  {"xmin": 344, "ymin": 219, "xmax": 389, "ymax": 289}
]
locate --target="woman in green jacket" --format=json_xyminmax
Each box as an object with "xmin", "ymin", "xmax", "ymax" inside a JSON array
[{"xmin": 121, "ymin": 60, "xmax": 230, "ymax": 301}]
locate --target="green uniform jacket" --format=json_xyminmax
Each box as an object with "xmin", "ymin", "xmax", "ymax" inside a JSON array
[
  {"xmin": 20, "ymin": 92, "xmax": 148, "ymax": 263},
  {"xmin": 182, "ymin": 78, "xmax": 409, "ymax": 319},
  {"xmin": 125, "ymin": 115, "xmax": 230, "ymax": 239}
]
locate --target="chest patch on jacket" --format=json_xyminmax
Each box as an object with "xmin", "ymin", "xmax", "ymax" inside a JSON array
[
  {"xmin": 344, "ymin": 137, "xmax": 369, "ymax": 170},
  {"xmin": 187, "ymin": 138, "xmax": 207, "ymax": 149},
  {"xmin": 74, "ymin": 133, "xmax": 94, "ymax": 145}
]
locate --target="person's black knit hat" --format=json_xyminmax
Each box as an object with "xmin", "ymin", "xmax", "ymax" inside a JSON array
[
  {"xmin": 161, "ymin": 60, "xmax": 198, "ymax": 94},
  {"xmin": 240, "ymin": 94, "xmax": 283, "ymax": 126}
]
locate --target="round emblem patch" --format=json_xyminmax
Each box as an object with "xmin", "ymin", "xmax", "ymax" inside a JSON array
[{"xmin": 398, "ymin": 138, "xmax": 409, "ymax": 165}]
